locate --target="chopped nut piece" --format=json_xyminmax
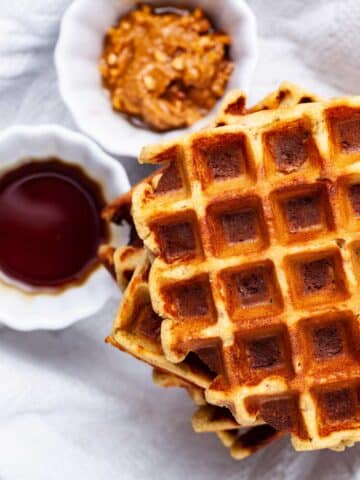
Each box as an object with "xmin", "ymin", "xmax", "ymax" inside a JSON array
[
  {"xmin": 107, "ymin": 53, "xmax": 117, "ymax": 65},
  {"xmin": 172, "ymin": 57, "xmax": 185, "ymax": 71},
  {"xmin": 154, "ymin": 50, "xmax": 167, "ymax": 63},
  {"xmin": 144, "ymin": 75, "xmax": 156, "ymax": 91},
  {"xmin": 189, "ymin": 68, "xmax": 200, "ymax": 80}
]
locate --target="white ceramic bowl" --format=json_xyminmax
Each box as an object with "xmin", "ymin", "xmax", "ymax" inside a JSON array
[
  {"xmin": 55, "ymin": 0, "xmax": 258, "ymax": 157},
  {"xmin": 0, "ymin": 125, "xmax": 130, "ymax": 331}
]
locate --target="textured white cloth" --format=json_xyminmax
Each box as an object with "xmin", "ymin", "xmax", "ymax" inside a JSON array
[{"xmin": 1, "ymin": 0, "xmax": 360, "ymax": 478}]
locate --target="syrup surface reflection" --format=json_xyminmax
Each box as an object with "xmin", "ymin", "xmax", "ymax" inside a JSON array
[{"xmin": 0, "ymin": 159, "xmax": 108, "ymax": 288}]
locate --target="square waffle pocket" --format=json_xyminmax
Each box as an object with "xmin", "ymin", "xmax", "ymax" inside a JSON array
[{"xmin": 131, "ymin": 93, "xmax": 360, "ymax": 451}]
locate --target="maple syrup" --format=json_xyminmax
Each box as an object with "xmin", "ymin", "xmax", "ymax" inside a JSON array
[{"xmin": 0, "ymin": 159, "xmax": 108, "ymax": 288}]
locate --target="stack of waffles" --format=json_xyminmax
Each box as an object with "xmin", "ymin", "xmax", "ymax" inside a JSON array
[{"xmin": 100, "ymin": 82, "xmax": 360, "ymax": 459}]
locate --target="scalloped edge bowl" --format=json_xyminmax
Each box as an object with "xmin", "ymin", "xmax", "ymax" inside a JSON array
[
  {"xmin": 55, "ymin": 0, "xmax": 258, "ymax": 157},
  {"xmin": 0, "ymin": 125, "xmax": 130, "ymax": 330}
]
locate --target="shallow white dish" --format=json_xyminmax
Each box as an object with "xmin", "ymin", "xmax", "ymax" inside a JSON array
[
  {"xmin": 0, "ymin": 125, "xmax": 130, "ymax": 331},
  {"xmin": 55, "ymin": 0, "xmax": 258, "ymax": 157}
]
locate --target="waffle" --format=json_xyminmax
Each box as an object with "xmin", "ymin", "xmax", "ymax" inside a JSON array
[
  {"xmin": 131, "ymin": 89, "xmax": 360, "ymax": 451},
  {"xmin": 100, "ymin": 190, "xmax": 145, "ymax": 291},
  {"xmin": 217, "ymin": 425, "xmax": 285, "ymax": 460},
  {"xmin": 214, "ymin": 81, "xmax": 322, "ymax": 127},
  {"xmin": 154, "ymin": 369, "xmax": 283, "ymax": 460},
  {"xmin": 104, "ymin": 248, "xmax": 213, "ymax": 390},
  {"xmin": 99, "ymin": 243, "xmax": 146, "ymax": 292},
  {"xmin": 100, "ymin": 198, "xmax": 286, "ymax": 460},
  {"xmin": 192, "ymin": 403, "xmax": 244, "ymax": 432},
  {"xmin": 153, "ymin": 369, "xmax": 283, "ymax": 459},
  {"xmin": 101, "ymin": 195, "xmax": 217, "ymax": 389},
  {"xmin": 102, "ymin": 83, "xmax": 319, "ymax": 445},
  {"xmin": 101, "ymin": 234, "xmax": 283, "ymax": 461}
]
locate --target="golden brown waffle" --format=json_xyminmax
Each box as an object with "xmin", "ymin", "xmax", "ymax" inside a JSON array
[
  {"xmin": 152, "ymin": 368, "xmax": 206, "ymax": 406},
  {"xmin": 102, "ymin": 195, "xmax": 233, "ymax": 396},
  {"xmin": 217, "ymin": 425, "xmax": 286, "ymax": 460},
  {"xmin": 99, "ymin": 243, "xmax": 146, "ymax": 292},
  {"xmin": 153, "ymin": 368, "xmax": 283, "ymax": 459},
  {"xmin": 101, "ymin": 83, "xmax": 319, "ymax": 445},
  {"xmin": 101, "ymin": 243, "xmax": 285, "ymax": 458},
  {"xmin": 192, "ymin": 404, "xmax": 243, "ymax": 432},
  {"xmin": 99, "ymin": 202, "xmax": 286, "ymax": 459},
  {"xmin": 101, "ymin": 202, "xmax": 220, "ymax": 390},
  {"xmin": 100, "ymin": 198, "xmax": 287, "ymax": 456},
  {"xmin": 153, "ymin": 368, "xmax": 284, "ymax": 459},
  {"xmin": 103, "ymin": 82, "xmax": 320, "ymax": 288},
  {"xmin": 131, "ymin": 90, "xmax": 360, "ymax": 451},
  {"xmin": 214, "ymin": 82, "xmax": 322, "ymax": 126},
  {"xmin": 105, "ymin": 250, "xmax": 214, "ymax": 390},
  {"xmin": 101, "ymin": 190, "xmax": 146, "ymax": 291},
  {"xmin": 102, "ymin": 85, "xmax": 343, "ymax": 453},
  {"xmin": 102, "ymin": 244, "xmax": 283, "ymax": 460},
  {"xmin": 100, "ymin": 239, "xmax": 211, "ymax": 387}
]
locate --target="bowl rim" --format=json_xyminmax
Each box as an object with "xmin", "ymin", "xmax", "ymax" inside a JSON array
[
  {"xmin": 0, "ymin": 124, "xmax": 129, "ymax": 330},
  {"xmin": 54, "ymin": 0, "xmax": 258, "ymax": 157}
]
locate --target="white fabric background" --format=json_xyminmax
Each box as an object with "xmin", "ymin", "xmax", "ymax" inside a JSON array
[{"xmin": 1, "ymin": 0, "xmax": 360, "ymax": 478}]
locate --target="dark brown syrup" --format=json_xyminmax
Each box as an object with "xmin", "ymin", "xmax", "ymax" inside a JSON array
[{"xmin": 0, "ymin": 159, "xmax": 108, "ymax": 288}]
